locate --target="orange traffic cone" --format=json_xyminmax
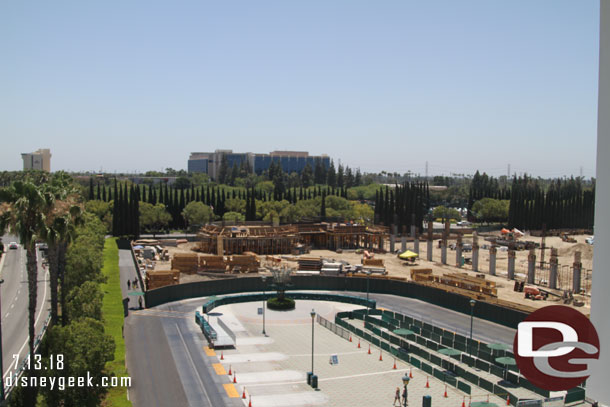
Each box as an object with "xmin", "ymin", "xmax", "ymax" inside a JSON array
[
  {"xmin": 506, "ymin": 395, "xmax": 510, "ymax": 406},
  {"xmin": 349, "ymin": 335, "xmax": 352, "ymax": 342},
  {"xmin": 393, "ymin": 359, "xmax": 397, "ymax": 370},
  {"xmin": 379, "ymin": 350, "xmax": 383, "ymax": 361},
  {"xmin": 409, "ymin": 368, "xmax": 413, "ymax": 379},
  {"xmin": 233, "ymin": 372, "xmax": 237, "ymax": 383},
  {"xmin": 242, "ymin": 387, "xmax": 246, "ymax": 399},
  {"xmin": 444, "ymin": 384, "xmax": 448, "ymax": 398},
  {"xmin": 462, "ymin": 396, "xmax": 466, "ymax": 407},
  {"xmin": 368, "ymin": 345, "xmax": 371, "ymax": 355},
  {"xmin": 221, "ymin": 351, "xmax": 224, "ymax": 360},
  {"xmin": 425, "ymin": 376, "xmax": 430, "ymax": 388},
  {"xmin": 357, "ymin": 339, "xmax": 361, "ymax": 348},
  {"xmin": 248, "ymin": 395, "xmax": 252, "ymax": 407},
  {"xmin": 228, "ymin": 365, "xmax": 232, "ymax": 376}
]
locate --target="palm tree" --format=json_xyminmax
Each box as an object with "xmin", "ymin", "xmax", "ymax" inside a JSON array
[
  {"xmin": 40, "ymin": 173, "xmax": 82, "ymax": 325},
  {"xmin": 0, "ymin": 180, "xmax": 52, "ymax": 355}
]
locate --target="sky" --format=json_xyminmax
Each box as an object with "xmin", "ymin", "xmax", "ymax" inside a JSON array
[{"xmin": 0, "ymin": 1, "xmax": 601, "ymax": 178}]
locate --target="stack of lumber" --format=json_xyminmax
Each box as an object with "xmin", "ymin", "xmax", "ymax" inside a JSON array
[
  {"xmin": 146, "ymin": 270, "xmax": 180, "ymax": 290},
  {"xmin": 432, "ymin": 272, "xmax": 497, "ymax": 297},
  {"xmin": 171, "ymin": 253, "xmax": 199, "ymax": 274},
  {"xmin": 297, "ymin": 257, "xmax": 323, "ymax": 271},
  {"xmin": 199, "ymin": 255, "xmax": 227, "ymax": 272},
  {"xmin": 227, "ymin": 254, "xmax": 260, "ymax": 273},
  {"xmin": 363, "ymin": 258, "xmax": 384, "ymax": 267},
  {"xmin": 410, "ymin": 268, "xmax": 433, "ymax": 282}
]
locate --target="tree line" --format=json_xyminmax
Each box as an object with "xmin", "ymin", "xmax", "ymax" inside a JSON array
[
  {"xmin": 373, "ymin": 182, "xmax": 430, "ymax": 233},
  {"xmin": 1, "ymin": 173, "xmax": 115, "ymax": 406}
]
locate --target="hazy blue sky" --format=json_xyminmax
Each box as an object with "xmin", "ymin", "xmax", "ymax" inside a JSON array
[{"xmin": 0, "ymin": 1, "xmax": 600, "ymax": 177}]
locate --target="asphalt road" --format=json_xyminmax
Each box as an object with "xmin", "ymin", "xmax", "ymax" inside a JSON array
[{"xmin": 0, "ymin": 235, "xmax": 51, "ymax": 389}]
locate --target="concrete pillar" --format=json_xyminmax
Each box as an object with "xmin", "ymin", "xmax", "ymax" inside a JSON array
[
  {"xmin": 573, "ymin": 251, "xmax": 582, "ymax": 293},
  {"xmin": 549, "ymin": 248, "xmax": 558, "ymax": 290},
  {"xmin": 392, "ymin": 224, "xmax": 398, "ymax": 236},
  {"xmin": 414, "ymin": 230, "xmax": 420, "ymax": 254},
  {"xmin": 427, "ymin": 221, "xmax": 433, "ymax": 261},
  {"xmin": 410, "ymin": 225, "xmax": 416, "ymax": 238},
  {"xmin": 379, "ymin": 237, "xmax": 384, "ymax": 252},
  {"xmin": 390, "ymin": 235, "xmax": 395, "ymax": 253},
  {"xmin": 456, "ymin": 234, "xmax": 463, "ymax": 268},
  {"xmin": 472, "ymin": 232, "xmax": 479, "ymax": 272},
  {"xmin": 489, "ymin": 245, "xmax": 497, "ymax": 276},
  {"xmin": 507, "ymin": 249, "xmax": 516, "ymax": 280},
  {"xmin": 401, "ymin": 235, "xmax": 407, "ymax": 252},
  {"xmin": 527, "ymin": 248, "xmax": 536, "ymax": 284}
]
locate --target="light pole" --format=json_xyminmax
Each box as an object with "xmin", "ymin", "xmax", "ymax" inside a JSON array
[
  {"xmin": 310, "ymin": 309, "xmax": 316, "ymax": 375},
  {"xmin": 0, "ymin": 278, "xmax": 5, "ymax": 402},
  {"xmin": 365, "ymin": 271, "xmax": 371, "ymax": 316},
  {"xmin": 402, "ymin": 374, "xmax": 410, "ymax": 406},
  {"xmin": 262, "ymin": 276, "xmax": 267, "ymax": 336},
  {"xmin": 469, "ymin": 299, "xmax": 476, "ymax": 356}
]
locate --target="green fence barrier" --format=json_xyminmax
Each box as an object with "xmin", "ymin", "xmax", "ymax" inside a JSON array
[
  {"xmin": 454, "ymin": 341, "xmax": 466, "ymax": 352},
  {"xmin": 426, "ymin": 340, "xmax": 439, "ymax": 352},
  {"xmin": 490, "ymin": 364, "xmax": 504, "ymax": 378},
  {"xmin": 445, "ymin": 375, "xmax": 457, "ymax": 387},
  {"xmin": 431, "ymin": 332, "xmax": 441, "ymax": 343},
  {"xmin": 422, "ymin": 362, "xmax": 433, "ymax": 375},
  {"xmin": 433, "ymin": 368, "xmax": 445, "ymax": 381},
  {"xmin": 479, "ymin": 377, "xmax": 494, "ymax": 392},
  {"xmin": 457, "ymin": 381, "xmax": 471, "ymax": 394},
  {"xmin": 565, "ymin": 387, "xmax": 585, "ymax": 404},
  {"xmin": 430, "ymin": 354, "xmax": 442, "ymax": 367},
  {"xmin": 423, "ymin": 322, "xmax": 434, "ymax": 332},
  {"xmin": 475, "ymin": 359, "xmax": 490, "ymax": 372}
]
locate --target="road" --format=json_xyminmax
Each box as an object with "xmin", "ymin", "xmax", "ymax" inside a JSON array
[{"xmin": 0, "ymin": 235, "xmax": 51, "ymax": 391}]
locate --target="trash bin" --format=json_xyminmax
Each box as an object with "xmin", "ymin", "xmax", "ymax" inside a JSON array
[
  {"xmin": 311, "ymin": 375, "xmax": 318, "ymax": 389},
  {"xmin": 423, "ymin": 395, "xmax": 431, "ymax": 407},
  {"xmin": 307, "ymin": 372, "xmax": 313, "ymax": 385}
]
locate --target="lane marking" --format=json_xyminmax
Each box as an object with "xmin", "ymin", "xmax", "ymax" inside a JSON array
[
  {"xmin": 175, "ymin": 324, "xmax": 214, "ymax": 406},
  {"xmin": 3, "ymin": 262, "xmax": 49, "ymax": 380},
  {"xmin": 204, "ymin": 347, "xmax": 216, "ymax": 357},
  {"xmin": 212, "ymin": 363, "xmax": 226, "ymax": 375},
  {"xmin": 4, "ymin": 313, "xmax": 9, "ymax": 318},
  {"xmin": 222, "ymin": 383, "xmax": 239, "ymax": 398}
]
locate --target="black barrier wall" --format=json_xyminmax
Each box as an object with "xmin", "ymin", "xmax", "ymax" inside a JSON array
[{"xmin": 145, "ymin": 275, "xmax": 528, "ymax": 328}]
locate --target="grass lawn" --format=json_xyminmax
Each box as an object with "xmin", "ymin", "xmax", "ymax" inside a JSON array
[{"xmin": 101, "ymin": 238, "xmax": 132, "ymax": 407}]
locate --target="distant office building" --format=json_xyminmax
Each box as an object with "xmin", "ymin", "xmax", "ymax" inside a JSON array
[
  {"xmin": 188, "ymin": 150, "xmax": 330, "ymax": 179},
  {"xmin": 21, "ymin": 148, "xmax": 51, "ymax": 172}
]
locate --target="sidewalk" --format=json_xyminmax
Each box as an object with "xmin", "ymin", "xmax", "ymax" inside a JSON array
[{"xmin": 118, "ymin": 249, "xmax": 145, "ymax": 312}]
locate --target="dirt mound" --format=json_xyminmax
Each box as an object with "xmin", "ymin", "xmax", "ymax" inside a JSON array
[{"xmin": 558, "ymin": 242, "xmax": 593, "ymax": 258}]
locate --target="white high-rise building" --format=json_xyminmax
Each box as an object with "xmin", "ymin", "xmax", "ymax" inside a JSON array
[{"xmin": 21, "ymin": 148, "xmax": 51, "ymax": 172}]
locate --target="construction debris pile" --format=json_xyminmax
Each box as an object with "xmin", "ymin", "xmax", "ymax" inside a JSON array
[
  {"xmin": 410, "ymin": 269, "xmax": 497, "ymax": 298},
  {"xmin": 146, "ymin": 270, "xmax": 180, "ymax": 290}
]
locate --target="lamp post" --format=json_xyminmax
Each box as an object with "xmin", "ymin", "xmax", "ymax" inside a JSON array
[
  {"xmin": 310, "ymin": 309, "xmax": 316, "ymax": 375},
  {"xmin": 469, "ymin": 299, "xmax": 476, "ymax": 356},
  {"xmin": 262, "ymin": 276, "xmax": 267, "ymax": 336},
  {"xmin": 0, "ymin": 278, "xmax": 5, "ymax": 402},
  {"xmin": 365, "ymin": 271, "xmax": 371, "ymax": 316},
  {"xmin": 402, "ymin": 374, "xmax": 410, "ymax": 407}
]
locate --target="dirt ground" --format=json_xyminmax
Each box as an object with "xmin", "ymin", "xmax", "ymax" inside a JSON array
[{"xmin": 152, "ymin": 232, "xmax": 594, "ymax": 314}]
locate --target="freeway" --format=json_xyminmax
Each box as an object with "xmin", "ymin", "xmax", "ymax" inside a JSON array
[{"xmin": 0, "ymin": 235, "xmax": 51, "ymax": 391}]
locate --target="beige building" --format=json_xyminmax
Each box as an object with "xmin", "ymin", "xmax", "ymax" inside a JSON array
[{"xmin": 21, "ymin": 148, "xmax": 51, "ymax": 172}]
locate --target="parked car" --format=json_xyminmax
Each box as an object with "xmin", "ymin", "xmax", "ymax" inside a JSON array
[
  {"xmin": 457, "ymin": 221, "xmax": 471, "ymax": 226},
  {"xmin": 585, "ymin": 236, "xmax": 594, "ymax": 245},
  {"xmin": 462, "ymin": 243, "xmax": 473, "ymax": 252},
  {"xmin": 8, "ymin": 242, "xmax": 18, "ymax": 250}
]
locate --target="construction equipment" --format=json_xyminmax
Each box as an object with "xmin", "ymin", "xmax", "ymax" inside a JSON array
[
  {"xmin": 524, "ymin": 286, "xmax": 548, "ymax": 300},
  {"xmin": 560, "ymin": 233, "xmax": 577, "ymax": 243}
]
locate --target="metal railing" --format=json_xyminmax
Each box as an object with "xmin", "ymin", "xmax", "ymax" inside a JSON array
[{"xmin": 317, "ymin": 314, "xmax": 351, "ymax": 341}]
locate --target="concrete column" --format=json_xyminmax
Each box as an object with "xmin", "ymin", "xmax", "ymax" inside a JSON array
[
  {"xmin": 390, "ymin": 235, "xmax": 395, "ymax": 253},
  {"xmin": 427, "ymin": 220, "xmax": 433, "ymax": 261},
  {"xmin": 392, "ymin": 224, "xmax": 398, "ymax": 236},
  {"xmin": 573, "ymin": 251, "xmax": 582, "ymax": 293},
  {"xmin": 456, "ymin": 233, "xmax": 463, "ymax": 268},
  {"xmin": 401, "ymin": 235, "xmax": 407, "ymax": 252},
  {"xmin": 527, "ymin": 248, "xmax": 536, "ymax": 284},
  {"xmin": 410, "ymin": 225, "xmax": 416, "ymax": 238},
  {"xmin": 472, "ymin": 232, "xmax": 479, "ymax": 272},
  {"xmin": 489, "ymin": 245, "xmax": 497, "ymax": 276},
  {"xmin": 507, "ymin": 249, "xmax": 516, "ymax": 280},
  {"xmin": 379, "ymin": 237, "xmax": 384, "ymax": 252},
  {"xmin": 414, "ymin": 230, "xmax": 420, "ymax": 254},
  {"xmin": 549, "ymin": 248, "xmax": 558, "ymax": 290},
  {"xmin": 441, "ymin": 221, "xmax": 449, "ymax": 264}
]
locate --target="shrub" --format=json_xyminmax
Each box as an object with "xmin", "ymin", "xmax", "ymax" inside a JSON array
[{"xmin": 266, "ymin": 297, "xmax": 295, "ymax": 310}]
